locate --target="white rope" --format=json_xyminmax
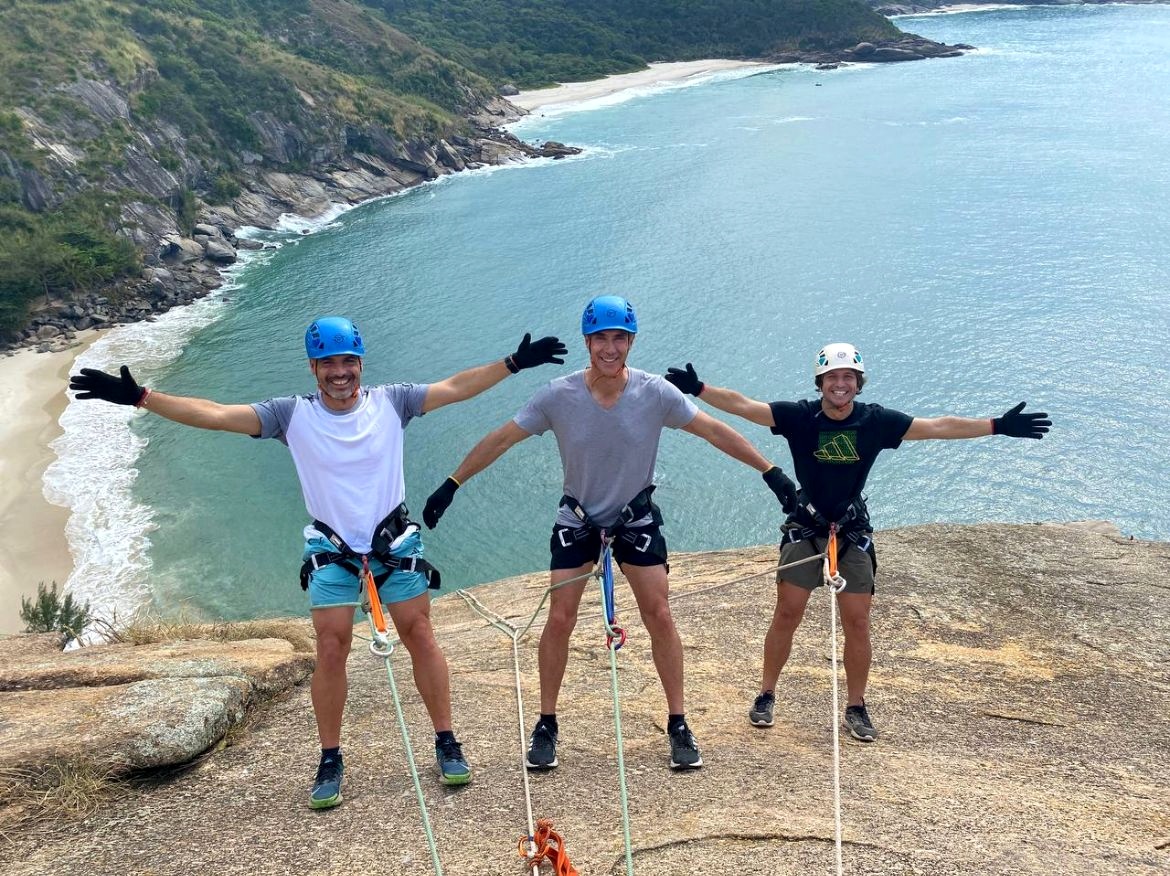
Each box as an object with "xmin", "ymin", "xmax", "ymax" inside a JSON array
[
  {"xmin": 824, "ymin": 551, "xmax": 847, "ymax": 876},
  {"xmin": 456, "ymin": 589, "xmax": 542, "ymax": 875}
]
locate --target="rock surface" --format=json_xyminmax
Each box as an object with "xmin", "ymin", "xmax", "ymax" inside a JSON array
[{"xmin": 0, "ymin": 523, "xmax": 1166, "ymax": 875}]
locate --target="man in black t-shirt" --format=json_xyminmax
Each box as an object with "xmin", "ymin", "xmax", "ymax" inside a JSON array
[{"xmin": 665, "ymin": 343, "xmax": 1050, "ymax": 741}]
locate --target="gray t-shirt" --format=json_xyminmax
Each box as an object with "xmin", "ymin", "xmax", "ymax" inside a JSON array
[{"xmin": 514, "ymin": 368, "xmax": 698, "ymax": 528}]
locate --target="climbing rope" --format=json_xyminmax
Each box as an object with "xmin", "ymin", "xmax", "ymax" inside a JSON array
[
  {"xmin": 360, "ymin": 556, "xmax": 444, "ymax": 876},
  {"xmin": 444, "ymin": 537, "xmax": 832, "ymax": 876},
  {"xmin": 456, "ymin": 566, "xmax": 596, "ymax": 876},
  {"xmin": 519, "ymin": 818, "xmax": 580, "ymax": 876},
  {"xmin": 823, "ymin": 526, "xmax": 847, "ymax": 876},
  {"xmin": 597, "ymin": 533, "xmax": 635, "ymax": 876}
]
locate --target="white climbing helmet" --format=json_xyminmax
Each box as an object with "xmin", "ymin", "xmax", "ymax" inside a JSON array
[{"xmin": 814, "ymin": 343, "xmax": 865, "ymax": 377}]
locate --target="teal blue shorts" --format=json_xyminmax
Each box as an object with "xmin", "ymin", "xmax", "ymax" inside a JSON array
[{"xmin": 302, "ymin": 530, "xmax": 429, "ymax": 610}]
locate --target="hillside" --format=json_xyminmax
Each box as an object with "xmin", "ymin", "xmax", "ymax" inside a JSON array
[
  {"xmin": 368, "ymin": 0, "xmax": 902, "ymax": 88},
  {"xmin": 0, "ymin": 0, "xmax": 921, "ymax": 342},
  {"xmin": 0, "ymin": 523, "xmax": 1167, "ymax": 874}
]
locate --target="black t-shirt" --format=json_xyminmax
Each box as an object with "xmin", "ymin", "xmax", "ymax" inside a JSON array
[{"xmin": 769, "ymin": 399, "xmax": 913, "ymax": 521}]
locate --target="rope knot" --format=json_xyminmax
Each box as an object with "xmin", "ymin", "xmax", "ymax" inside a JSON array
[{"xmin": 520, "ymin": 818, "xmax": 579, "ymax": 875}]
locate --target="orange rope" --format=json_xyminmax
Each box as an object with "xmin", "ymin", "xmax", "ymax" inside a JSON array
[
  {"xmin": 518, "ymin": 818, "xmax": 578, "ymax": 876},
  {"xmin": 827, "ymin": 523, "xmax": 839, "ymax": 579}
]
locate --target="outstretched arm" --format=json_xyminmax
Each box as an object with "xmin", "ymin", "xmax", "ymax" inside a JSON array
[
  {"xmin": 904, "ymin": 402, "xmax": 1051, "ymax": 441},
  {"xmin": 665, "ymin": 363, "xmax": 775, "ymax": 428},
  {"xmin": 69, "ymin": 366, "xmax": 261, "ymax": 435},
  {"xmin": 681, "ymin": 411, "xmax": 798, "ymax": 511},
  {"xmin": 682, "ymin": 410, "xmax": 773, "ymax": 470},
  {"xmin": 422, "ymin": 333, "xmax": 566, "ymax": 412},
  {"xmin": 422, "ymin": 421, "xmax": 532, "ymax": 528}
]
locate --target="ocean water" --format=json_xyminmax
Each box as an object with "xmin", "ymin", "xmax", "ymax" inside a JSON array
[{"xmin": 47, "ymin": 5, "xmax": 1170, "ymax": 622}]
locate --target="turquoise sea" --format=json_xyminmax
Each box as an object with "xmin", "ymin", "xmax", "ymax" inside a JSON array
[{"xmin": 48, "ymin": 5, "xmax": 1170, "ymax": 622}]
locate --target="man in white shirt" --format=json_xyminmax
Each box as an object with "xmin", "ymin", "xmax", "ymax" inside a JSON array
[{"xmin": 69, "ymin": 316, "xmax": 566, "ymax": 808}]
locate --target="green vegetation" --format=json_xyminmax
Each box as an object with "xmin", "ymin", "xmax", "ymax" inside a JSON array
[
  {"xmin": 19, "ymin": 581, "xmax": 93, "ymax": 645},
  {"xmin": 0, "ymin": 206, "xmax": 139, "ymax": 325},
  {"xmin": 0, "ymin": 0, "xmax": 903, "ymax": 339},
  {"xmin": 368, "ymin": 0, "xmax": 902, "ymax": 88},
  {"xmin": 0, "ymin": 199, "xmax": 139, "ymax": 339}
]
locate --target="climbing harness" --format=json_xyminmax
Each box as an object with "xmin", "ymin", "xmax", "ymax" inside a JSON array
[
  {"xmin": 786, "ymin": 495, "xmax": 874, "ymax": 561},
  {"xmin": 299, "ymin": 504, "xmax": 442, "ymax": 591},
  {"xmin": 360, "ymin": 556, "xmax": 444, "ymax": 876},
  {"xmin": 824, "ymin": 523, "xmax": 847, "ymax": 876}
]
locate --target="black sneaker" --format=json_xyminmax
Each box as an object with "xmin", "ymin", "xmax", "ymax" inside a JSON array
[
  {"xmin": 435, "ymin": 736, "xmax": 472, "ymax": 786},
  {"xmin": 526, "ymin": 720, "xmax": 558, "ymax": 770},
  {"xmin": 310, "ymin": 754, "xmax": 344, "ymax": 809},
  {"xmin": 749, "ymin": 691, "xmax": 775, "ymax": 728},
  {"xmin": 668, "ymin": 722, "xmax": 703, "ymax": 770},
  {"xmin": 844, "ymin": 702, "xmax": 878, "ymax": 742}
]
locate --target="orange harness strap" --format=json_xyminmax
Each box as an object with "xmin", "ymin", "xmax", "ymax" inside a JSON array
[
  {"xmin": 362, "ymin": 555, "xmax": 388, "ymax": 634},
  {"xmin": 518, "ymin": 818, "xmax": 579, "ymax": 876},
  {"xmin": 827, "ymin": 523, "xmax": 840, "ymax": 580}
]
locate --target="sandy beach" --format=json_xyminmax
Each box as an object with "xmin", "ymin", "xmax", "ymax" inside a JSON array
[
  {"xmin": 509, "ymin": 58, "xmax": 769, "ymax": 111},
  {"xmin": 0, "ymin": 336, "xmax": 96, "ymax": 635}
]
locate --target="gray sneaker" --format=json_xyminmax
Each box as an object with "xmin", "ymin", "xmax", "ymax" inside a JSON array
[
  {"xmin": 844, "ymin": 702, "xmax": 878, "ymax": 742},
  {"xmin": 525, "ymin": 720, "xmax": 558, "ymax": 770},
  {"xmin": 749, "ymin": 691, "xmax": 775, "ymax": 727},
  {"xmin": 668, "ymin": 722, "xmax": 703, "ymax": 770}
]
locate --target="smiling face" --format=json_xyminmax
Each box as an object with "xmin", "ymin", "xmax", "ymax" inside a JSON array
[
  {"xmin": 310, "ymin": 354, "xmax": 363, "ymax": 410},
  {"xmin": 584, "ymin": 329, "xmax": 633, "ymax": 378},
  {"xmin": 817, "ymin": 367, "xmax": 861, "ymax": 415}
]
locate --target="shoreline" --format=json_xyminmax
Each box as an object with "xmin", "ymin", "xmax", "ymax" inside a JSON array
[
  {"xmin": 0, "ymin": 61, "xmax": 767, "ymax": 635},
  {"xmin": 510, "ymin": 59, "xmax": 771, "ymax": 112},
  {"xmin": 0, "ymin": 335, "xmax": 98, "ymax": 634}
]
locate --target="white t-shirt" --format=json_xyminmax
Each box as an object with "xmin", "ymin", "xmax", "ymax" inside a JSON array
[{"xmin": 252, "ymin": 384, "xmax": 427, "ymax": 553}]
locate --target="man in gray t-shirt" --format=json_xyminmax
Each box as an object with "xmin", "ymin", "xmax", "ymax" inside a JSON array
[{"xmin": 423, "ymin": 296, "xmax": 799, "ymax": 772}]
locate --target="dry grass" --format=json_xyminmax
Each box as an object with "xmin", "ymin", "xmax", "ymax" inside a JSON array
[
  {"xmin": 91, "ymin": 612, "xmax": 314, "ymax": 653},
  {"xmin": 0, "ymin": 759, "xmax": 125, "ymax": 834}
]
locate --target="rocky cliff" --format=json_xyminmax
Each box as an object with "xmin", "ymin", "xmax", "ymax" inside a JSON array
[{"xmin": 0, "ymin": 523, "xmax": 1166, "ymax": 875}]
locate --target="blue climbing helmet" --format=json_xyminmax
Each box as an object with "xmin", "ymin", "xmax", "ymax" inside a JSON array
[
  {"xmin": 581, "ymin": 295, "xmax": 638, "ymax": 336},
  {"xmin": 305, "ymin": 316, "xmax": 365, "ymax": 359}
]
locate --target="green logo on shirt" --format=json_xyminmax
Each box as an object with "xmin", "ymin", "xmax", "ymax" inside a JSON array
[{"xmin": 815, "ymin": 431, "xmax": 860, "ymax": 464}]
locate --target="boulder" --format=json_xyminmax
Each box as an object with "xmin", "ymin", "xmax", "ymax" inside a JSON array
[
  {"xmin": 0, "ymin": 677, "xmax": 250, "ymax": 775},
  {"xmin": 0, "ymin": 637, "xmax": 313, "ymax": 695},
  {"xmin": 203, "ymin": 239, "xmax": 237, "ymax": 263},
  {"xmin": 872, "ymin": 47, "xmax": 926, "ymax": 62},
  {"xmin": 0, "ymin": 636, "xmax": 313, "ymax": 776},
  {"xmin": 159, "ymin": 237, "xmax": 205, "ymax": 264}
]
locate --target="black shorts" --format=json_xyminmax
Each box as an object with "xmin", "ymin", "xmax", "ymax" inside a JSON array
[{"xmin": 549, "ymin": 523, "xmax": 669, "ymax": 571}]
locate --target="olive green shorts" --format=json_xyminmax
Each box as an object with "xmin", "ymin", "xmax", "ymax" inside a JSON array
[{"xmin": 776, "ymin": 532, "xmax": 876, "ymax": 595}]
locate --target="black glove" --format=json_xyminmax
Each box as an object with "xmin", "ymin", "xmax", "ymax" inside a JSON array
[
  {"xmin": 68, "ymin": 365, "xmax": 146, "ymax": 406},
  {"xmin": 506, "ymin": 333, "xmax": 567, "ymax": 373},
  {"xmin": 992, "ymin": 402, "xmax": 1051, "ymax": 439},
  {"xmin": 423, "ymin": 477, "xmax": 460, "ymax": 529},
  {"xmin": 665, "ymin": 363, "xmax": 704, "ymax": 397},
  {"xmin": 762, "ymin": 466, "xmax": 799, "ymax": 514}
]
